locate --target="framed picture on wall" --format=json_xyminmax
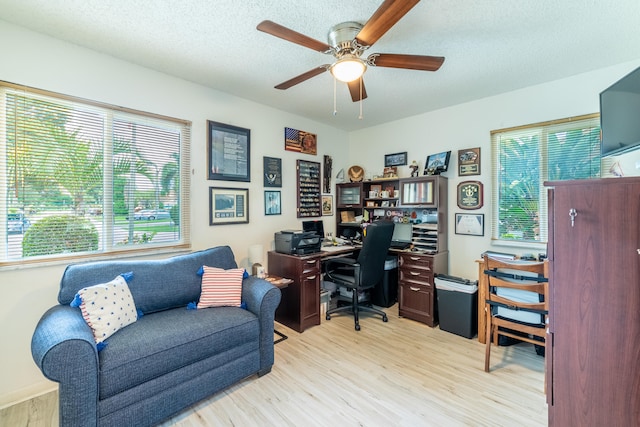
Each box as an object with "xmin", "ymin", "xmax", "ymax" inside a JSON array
[
  {"xmin": 322, "ymin": 195, "xmax": 333, "ymax": 216},
  {"xmin": 455, "ymin": 213, "xmax": 484, "ymax": 236},
  {"xmin": 458, "ymin": 147, "xmax": 481, "ymax": 176},
  {"xmin": 265, "ymin": 190, "xmax": 281, "ymax": 215},
  {"xmin": 263, "ymin": 156, "xmax": 282, "ymax": 187},
  {"xmin": 209, "ymin": 187, "xmax": 249, "ymax": 225},
  {"xmin": 208, "ymin": 121, "xmax": 250, "ymax": 182},
  {"xmin": 384, "ymin": 152, "xmax": 408, "ymax": 167}
]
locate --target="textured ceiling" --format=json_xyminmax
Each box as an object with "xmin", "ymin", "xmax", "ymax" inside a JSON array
[{"xmin": 1, "ymin": 0, "xmax": 640, "ymax": 131}]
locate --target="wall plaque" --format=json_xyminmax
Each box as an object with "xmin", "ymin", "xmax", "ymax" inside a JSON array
[
  {"xmin": 457, "ymin": 181, "xmax": 483, "ymax": 210},
  {"xmin": 458, "ymin": 147, "xmax": 480, "ymax": 176}
]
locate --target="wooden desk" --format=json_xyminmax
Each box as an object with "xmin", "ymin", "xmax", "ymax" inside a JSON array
[
  {"xmin": 319, "ymin": 244, "xmax": 359, "ymax": 257},
  {"xmin": 268, "ymin": 251, "xmax": 322, "ymax": 333}
]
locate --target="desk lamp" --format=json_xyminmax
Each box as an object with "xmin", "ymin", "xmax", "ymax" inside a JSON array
[{"xmin": 248, "ymin": 244, "xmax": 265, "ymax": 278}]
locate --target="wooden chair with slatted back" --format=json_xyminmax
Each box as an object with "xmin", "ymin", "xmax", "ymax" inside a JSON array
[{"xmin": 483, "ymin": 255, "xmax": 548, "ymax": 372}]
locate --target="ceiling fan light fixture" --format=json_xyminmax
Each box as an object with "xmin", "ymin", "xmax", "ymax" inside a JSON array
[{"xmin": 330, "ymin": 56, "xmax": 366, "ymax": 83}]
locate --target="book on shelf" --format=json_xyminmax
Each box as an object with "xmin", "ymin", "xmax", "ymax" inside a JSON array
[{"xmin": 481, "ymin": 250, "xmax": 517, "ymax": 260}]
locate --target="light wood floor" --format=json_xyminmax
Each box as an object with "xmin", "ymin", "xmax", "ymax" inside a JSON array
[{"xmin": 1, "ymin": 304, "xmax": 547, "ymax": 426}]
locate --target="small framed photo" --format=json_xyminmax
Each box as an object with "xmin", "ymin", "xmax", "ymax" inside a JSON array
[
  {"xmin": 384, "ymin": 152, "xmax": 408, "ymax": 167},
  {"xmin": 322, "ymin": 195, "xmax": 333, "ymax": 216},
  {"xmin": 424, "ymin": 151, "xmax": 451, "ymax": 175},
  {"xmin": 209, "ymin": 187, "xmax": 249, "ymax": 225},
  {"xmin": 265, "ymin": 190, "xmax": 281, "ymax": 215},
  {"xmin": 207, "ymin": 121, "xmax": 250, "ymax": 182},
  {"xmin": 455, "ymin": 213, "xmax": 484, "ymax": 236}
]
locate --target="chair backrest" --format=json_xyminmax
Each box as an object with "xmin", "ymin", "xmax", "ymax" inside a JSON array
[
  {"xmin": 483, "ymin": 255, "xmax": 548, "ymax": 326},
  {"xmin": 356, "ymin": 220, "xmax": 395, "ymax": 288}
]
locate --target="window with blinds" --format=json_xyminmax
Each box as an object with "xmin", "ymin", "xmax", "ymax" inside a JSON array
[
  {"xmin": 491, "ymin": 113, "xmax": 600, "ymax": 244},
  {"xmin": 0, "ymin": 82, "xmax": 191, "ymax": 265}
]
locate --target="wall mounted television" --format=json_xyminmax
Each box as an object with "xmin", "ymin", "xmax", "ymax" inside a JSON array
[{"xmin": 600, "ymin": 66, "xmax": 640, "ymax": 157}]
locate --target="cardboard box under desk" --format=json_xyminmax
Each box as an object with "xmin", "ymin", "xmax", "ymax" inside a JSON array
[{"xmin": 341, "ymin": 211, "xmax": 355, "ymax": 223}]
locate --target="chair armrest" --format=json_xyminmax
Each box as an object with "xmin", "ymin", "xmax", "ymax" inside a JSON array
[
  {"xmin": 324, "ymin": 257, "xmax": 362, "ymax": 285},
  {"xmin": 324, "ymin": 256, "xmax": 357, "ymax": 270},
  {"xmin": 31, "ymin": 305, "xmax": 99, "ymax": 426},
  {"xmin": 241, "ymin": 276, "xmax": 281, "ymax": 373}
]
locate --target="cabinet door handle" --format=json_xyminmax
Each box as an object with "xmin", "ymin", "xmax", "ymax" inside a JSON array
[
  {"xmin": 569, "ymin": 208, "xmax": 577, "ymax": 227},
  {"xmin": 307, "ymin": 275, "xmax": 316, "ymax": 280},
  {"xmin": 410, "ymin": 286, "xmax": 421, "ymax": 292},
  {"xmin": 305, "ymin": 260, "xmax": 316, "ymax": 265}
]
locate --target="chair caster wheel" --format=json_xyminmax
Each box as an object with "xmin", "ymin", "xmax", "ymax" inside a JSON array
[
  {"xmin": 355, "ymin": 324, "xmax": 361, "ymax": 331},
  {"xmin": 382, "ymin": 315, "xmax": 388, "ymax": 322},
  {"xmin": 326, "ymin": 314, "xmax": 331, "ymax": 320}
]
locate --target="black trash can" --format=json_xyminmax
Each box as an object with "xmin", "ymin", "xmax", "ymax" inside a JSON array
[
  {"xmin": 371, "ymin": 256, "xmax": 398, "ymax": 307},
  {"xmin": 435, "ymin": 274, "xmax": 478, "ymax": 339}
]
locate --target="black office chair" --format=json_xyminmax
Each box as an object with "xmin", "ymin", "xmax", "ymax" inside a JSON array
[{"xmin": 324, "ymin": 220, "xmax": 394, "ymax": 331}]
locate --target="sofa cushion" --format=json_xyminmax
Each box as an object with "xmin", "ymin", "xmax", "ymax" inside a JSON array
[
  {"xmin": 70, "ymin": 274, "xmax": 138, "ymax": 344},
  {"xmin": 58, "ymin": 246, "xmax": 239, "ymax": 314},
  {"xmin": 97, "ymin": 306, "xmax": 259, "ymax": 399},
  {"xmin": 197, "ymin": 266, "xmax": 244, "ymax": 309}
]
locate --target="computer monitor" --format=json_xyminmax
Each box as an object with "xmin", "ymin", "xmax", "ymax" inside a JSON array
[
  {"xmin": 302, "ymin": 220, "xmax": 324, "ymax": 238},
  {"xmin": 391, "ymin": 222, "xmax": 412, "ymax": 243}
]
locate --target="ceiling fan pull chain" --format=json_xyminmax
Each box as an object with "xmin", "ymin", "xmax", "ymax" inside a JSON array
[
  {"xmin": 358, "ymin": 78, "xmax": 364, "ymax": 120},
  {"xmin": 333, "ymin": 77, "xmax": 338, "ymax": 116}
]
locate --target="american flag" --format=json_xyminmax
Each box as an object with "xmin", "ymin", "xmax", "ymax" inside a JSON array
[
  {"xmin": 285, "ymin": 127, "xmax": 301, "ymax": 152},
  {"xmin": 285, "ymin": 127, "xmax": 299, "ymax": 142}
]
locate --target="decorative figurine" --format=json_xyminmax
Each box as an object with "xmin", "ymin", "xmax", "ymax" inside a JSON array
[{"xmin": 410, "ymin": 160, "xmax": 419, "ymax": 177}]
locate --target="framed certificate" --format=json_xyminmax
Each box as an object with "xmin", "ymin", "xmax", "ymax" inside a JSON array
[{"xmin": 455, "ymin": 213, "xmax": 484, "ymax": 236}]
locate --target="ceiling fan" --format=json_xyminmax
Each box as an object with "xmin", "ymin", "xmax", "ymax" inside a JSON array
[{"xmin": 256, "ymin": 0, "xmax": 445, "ymax": 103}]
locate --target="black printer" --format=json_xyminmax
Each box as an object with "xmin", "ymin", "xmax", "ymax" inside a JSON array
[{"xmin": 274, "ymin": 230, "xmax": 321, "ymax": 255}]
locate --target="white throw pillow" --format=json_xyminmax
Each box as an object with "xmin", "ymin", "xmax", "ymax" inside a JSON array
[{"xmin": 72, "ymin": 275, "xmax": 138, "ymax": 344}]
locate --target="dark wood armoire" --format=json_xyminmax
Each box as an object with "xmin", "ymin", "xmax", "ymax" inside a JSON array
[{"xmin": 546, "ymin": 177, "xmax": 640, "ymax": 426}]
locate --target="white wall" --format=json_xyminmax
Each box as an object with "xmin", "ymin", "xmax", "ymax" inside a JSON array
[
  {"xmin": 0, "ymin": 21, "xmax": 349, "ymax": 406},
  {"xmin": 349, "ymin": 59, "xmax": 640, "ymax": 281}
]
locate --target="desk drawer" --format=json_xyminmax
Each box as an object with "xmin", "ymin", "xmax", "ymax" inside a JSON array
[
  {"xmin": 398, "ymin": 282, "xmax": 435, "ymax": 325},
  {"xmin": 399, "ymin": 267, "xmax": 433, "ymax": 286},
  {"xmin": 301, "ymin": 258, "xmax": 320, "ymax": 275},
  {"xmin": 399, "ymin": 253, "xmax": 433, "ymax": 269}
]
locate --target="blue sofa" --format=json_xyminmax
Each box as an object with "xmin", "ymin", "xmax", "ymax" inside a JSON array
[{"xmin": 31, "ymin": 246, "xmax": 281, "ymax": 427}]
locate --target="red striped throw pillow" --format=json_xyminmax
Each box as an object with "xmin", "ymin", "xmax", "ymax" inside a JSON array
[{"xmin": 197, "ymin": 266, "xmax": 244, "ymax": 309}]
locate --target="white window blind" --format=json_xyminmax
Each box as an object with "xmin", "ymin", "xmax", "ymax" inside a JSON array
[
  {"xmin": 0, "ymin": 82, "xmax": 191, "ymax": 265},
  {"xmin": 491, "ymin": 113, "xmax": 600, "ymax": 244}
]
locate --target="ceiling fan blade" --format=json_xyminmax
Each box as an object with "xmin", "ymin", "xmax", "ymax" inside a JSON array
[
  {"xmin": 369, "ymin": 53, "xmax": 445, "ymax": 71},
  {"xmin": 355, "ymin": 0, "xmax": 420, "ymax": 47},
  {"xmin": 257, "ymin": 20, "xmax": 331, "ymax": 53},
  {"xmin": 347, "ymin": 78, "xmax": 368, "ymax": 102},
  {"xmin": 274, "ymin": 66, "xmax": 329, "ymax": 90}
]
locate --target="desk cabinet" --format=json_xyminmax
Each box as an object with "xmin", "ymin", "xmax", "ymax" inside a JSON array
[
  {"xmin": 398, "ymin": 251, "xmax": 448, "ymax": 326},
  {"xmin": 546, "ymin": 178, "xmax": 640, "ymax": 426},
  {"xmin": 267, "ymin": 251, "xmax": 321, "ymax": 333}
]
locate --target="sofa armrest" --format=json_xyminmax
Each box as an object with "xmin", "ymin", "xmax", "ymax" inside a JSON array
[
  {"xmin": 31, "ymin": 305, "xmax": 100, "ymax": 427},
  {"xmin": 242, "ymin": 276, "xmax": 281, "ymax": 373}
]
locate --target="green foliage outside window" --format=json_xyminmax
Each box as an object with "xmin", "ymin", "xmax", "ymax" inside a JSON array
[
  {"xmin": 22, "ymin": 216, "xmax": 99, "ymax": 256},
  {"xmin": 493, "ymin": 115, "xmax": 600, "ymax": 243}
]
